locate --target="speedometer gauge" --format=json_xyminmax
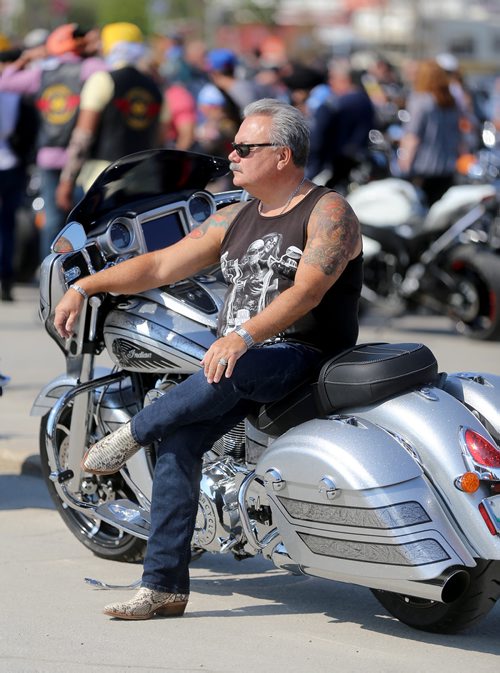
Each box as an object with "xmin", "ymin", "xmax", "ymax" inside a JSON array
[
  {"xmin": 109, "ymin": 221, "xmax": 132, "ymax": 250},
  {"xmin": 187, "ymin": 192, "xmax": 216, "ymax": 224}
]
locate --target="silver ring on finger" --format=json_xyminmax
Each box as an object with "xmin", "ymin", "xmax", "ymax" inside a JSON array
[{"xmin": 218, "ymin": 357, "xmax": 228, "ymax": 367}]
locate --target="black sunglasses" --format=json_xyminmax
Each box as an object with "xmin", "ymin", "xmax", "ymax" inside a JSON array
[{"xmin": 231, "ymin": 142, "xmax": 276, "ymax": 158}]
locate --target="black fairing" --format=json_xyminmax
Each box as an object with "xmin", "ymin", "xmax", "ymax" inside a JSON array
[{"xmin": 68, "ymin": 149, "xmax": 230, "ymax": 232}]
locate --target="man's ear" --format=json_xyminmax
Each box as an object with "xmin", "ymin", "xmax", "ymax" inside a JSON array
[{"xmin": 277, "ymin": 145, "xmax": 292, "ymax": 169}]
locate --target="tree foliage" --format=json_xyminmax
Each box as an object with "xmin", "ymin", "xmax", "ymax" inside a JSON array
[{"xmin": 11, "ymin": 0, "xmax": 278, "ymax": 39}]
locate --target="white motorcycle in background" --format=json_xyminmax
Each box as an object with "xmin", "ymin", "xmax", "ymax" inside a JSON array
[
  {"xmin": 31, "ymin": 150, "xmax": 500, "ymax": 634},
  {"xmin": 347, "ymin": 176, "xmax": 500, "ymax": 339}
]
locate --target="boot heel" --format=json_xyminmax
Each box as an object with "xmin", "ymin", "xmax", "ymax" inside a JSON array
[{"xmin": 157, "ymin": 601, "xmax": 188, "ymax": 617}]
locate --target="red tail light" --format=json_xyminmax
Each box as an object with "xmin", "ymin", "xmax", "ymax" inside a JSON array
[
  {"xmin": 464, "ymin": 429, "xmax": 500, "ymax": 468},
  {"xmin": 479, "ymin": 502, "xmax": 498, "ymax": 535}
]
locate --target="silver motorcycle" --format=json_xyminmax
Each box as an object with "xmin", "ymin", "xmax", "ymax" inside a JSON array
[{"xmin": 32, "ymin": 150, "xmax": 500, "ymax": 633}]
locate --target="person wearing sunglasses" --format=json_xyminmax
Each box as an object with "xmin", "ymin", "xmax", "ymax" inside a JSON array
[{"xmin": 53, "ymin": 98, "xmax": 363, "ymax": 620}]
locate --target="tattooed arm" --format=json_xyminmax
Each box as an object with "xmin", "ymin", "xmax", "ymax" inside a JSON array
[
  {"xmin": 54, "ymin": 202, "xmax": 244, "ymax": 339},
  {"xmin": 227, "ymin": 191, "xmax": 361, "ymax": 343},
  {"xmin": 202, "ymin": 191, "xmax": 362, "ymax": 383}
]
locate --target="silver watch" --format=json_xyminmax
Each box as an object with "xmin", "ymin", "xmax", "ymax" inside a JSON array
[{"xmin": 234, "ymin": 326, "xmax": 255, "ymax": 349}]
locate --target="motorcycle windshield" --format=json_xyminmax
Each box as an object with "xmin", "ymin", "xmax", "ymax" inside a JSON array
[{"xmin": 68, "ymin": 149, "xmax": 230, "ymax": 229}]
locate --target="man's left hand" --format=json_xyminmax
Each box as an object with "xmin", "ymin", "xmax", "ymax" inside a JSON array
[{"xmin": 201, "ymin": 332, "xmax": 248, "ymax": 383}]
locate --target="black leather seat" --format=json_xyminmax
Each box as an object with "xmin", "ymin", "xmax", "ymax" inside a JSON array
[{"xmin": 250, "ymin": 342, "xmax": 438, "ymax": 437}]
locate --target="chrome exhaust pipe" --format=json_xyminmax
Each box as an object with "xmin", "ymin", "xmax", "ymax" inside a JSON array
[
  {"xmin": 331, "ymin": 567, "xmax": 471, "ymax": 604},
  {"xmin": 270, "ymin": 543, "xmax": 470, "ymax": 604},
  {"xmin": 402, "ymin": 567, "xmax": 470, "ymax": 604}
]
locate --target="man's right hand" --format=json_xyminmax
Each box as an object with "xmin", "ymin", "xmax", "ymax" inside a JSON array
[{"xmin": 54, "ymin": 289, "xmax": 84, "ymax": 339}]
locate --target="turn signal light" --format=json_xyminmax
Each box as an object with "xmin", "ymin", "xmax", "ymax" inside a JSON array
[
  {"xmin": 455, "ymin": 472, "xmax": 481, "ymax": 493},
  {"xmin": 464, "ymin": 429, "xmax": 500, "ymax": 468}
]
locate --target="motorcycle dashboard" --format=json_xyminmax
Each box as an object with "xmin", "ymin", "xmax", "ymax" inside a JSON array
[
  {"xmin": 138, "ymin": 207, "xmax": 189, "ymax": 252},
  {"xmin": 95, "ymin": 193, "xmax": 217, "ymax": 258}
]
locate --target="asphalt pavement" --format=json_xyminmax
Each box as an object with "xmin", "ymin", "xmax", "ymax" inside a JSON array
[{"xmin": 1, "ymin": 283, "xmax": 500, "ymax": 673}]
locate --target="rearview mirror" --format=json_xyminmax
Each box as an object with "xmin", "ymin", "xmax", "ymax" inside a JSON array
[{"xmin": 51, "ymin": 221, "xmax": 87, "ymax": 253}]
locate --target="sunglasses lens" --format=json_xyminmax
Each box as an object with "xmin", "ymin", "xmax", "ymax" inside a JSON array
[{"xmin": 236, "ymin": 144, "xmax": 249, "ymax": 157}]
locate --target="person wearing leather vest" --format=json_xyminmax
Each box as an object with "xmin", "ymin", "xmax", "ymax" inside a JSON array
[
  {"xmin": 0, "ymin": 23, "xmax": 105, "ymax": 260},
  {"xmin": 56, "ymin": 23, "xmax": 167, "ymax": 212}
]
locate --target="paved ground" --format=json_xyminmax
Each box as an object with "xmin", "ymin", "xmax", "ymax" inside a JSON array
[
  {"xmin": 1, "ymin": 284, "xmax": 500, "ymax": 673},
  {"xmin": 1, "ymin": 471, "xmax": 500, "ymax": 673}
]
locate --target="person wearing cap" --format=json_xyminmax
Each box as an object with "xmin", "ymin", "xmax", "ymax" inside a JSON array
[
  {"xmin": 194, "ymin": 82, "xmax": 240, "ymax": 164},
  {"xmin": 0, "ymin": 23, "xmax": 106, "ymax": 260},
  {"xmin": 205, "ymin": 48, "xmax": 264, "ymax": 116},
  {"xmin": 56, "ymin": 22, "xmax": 168, "ymax": 212}
]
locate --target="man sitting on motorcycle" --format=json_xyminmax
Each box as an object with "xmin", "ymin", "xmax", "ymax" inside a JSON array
[{"xmin": 53, "ymin": 98, "xmax": 363, "ymax": 620}]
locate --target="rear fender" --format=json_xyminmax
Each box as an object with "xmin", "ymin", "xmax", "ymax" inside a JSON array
[
  {"xmin": 443, "ymin": 372, "xmax": 500, "ymax": 444},
  {"xmin": 255, "ymin": 415, "xmax": 476, "ymax": 586}
]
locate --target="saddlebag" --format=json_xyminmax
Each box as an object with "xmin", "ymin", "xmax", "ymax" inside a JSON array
[{"xmin": 315, "ymin": 342, "xmax": 438, "ymax": 415}]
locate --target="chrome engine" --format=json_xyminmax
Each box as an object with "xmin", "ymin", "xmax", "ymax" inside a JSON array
[{"xmin": 194, "ymin": 457, "xmax": 247, "ymax": 554}]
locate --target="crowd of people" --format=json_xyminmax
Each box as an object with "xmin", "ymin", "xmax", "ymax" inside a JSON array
[{"xmin": 0, "ymin": 21, "xmax": 497, "ymax": 304}]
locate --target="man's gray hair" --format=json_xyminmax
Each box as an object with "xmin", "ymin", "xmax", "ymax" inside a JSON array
[{"xmin": 243, "ymin": 98, "xmax": 310, "ymax": 167}]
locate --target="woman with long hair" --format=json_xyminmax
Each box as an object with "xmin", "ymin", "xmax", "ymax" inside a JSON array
[{"xmin": 398, "ymin": 59, "xmax": 464, "ymax": 205}]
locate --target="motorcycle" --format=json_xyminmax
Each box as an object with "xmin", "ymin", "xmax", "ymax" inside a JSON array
[
  {"xmin": 32, "ymin": 149, "xmax": 500, "ymax": 633},
  {"xmin": 346, "ymin": 176, "xmax": 500, "ymax": 339}
]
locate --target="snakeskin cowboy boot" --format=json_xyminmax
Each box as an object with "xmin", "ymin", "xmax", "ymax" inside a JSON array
[
  {"xmin": 81, "ymin": 422, "xmax": 141, "ymax": 475},
  {"xmin": 103, "ymin": 588, "xmax": 189, "ymax": 620}
]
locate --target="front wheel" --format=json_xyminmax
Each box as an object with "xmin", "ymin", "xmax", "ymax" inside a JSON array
[
  {"xmin": 40, "ymin": 408, "xmax": 146, "ymax": 562},
  {"xmin": 448, "ymin": 246, "xmax": 500, "ymax": 340},
  {"xmin": 372, "ymin": 560, "xmax": 500, "ymax": 633}
]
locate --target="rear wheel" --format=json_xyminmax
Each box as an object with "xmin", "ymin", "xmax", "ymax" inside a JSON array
[
  {"xmin": 448, "ymin": 246, "xmax": 500, "ymax": 340},
  {"xmin": 40, "ymin": 408, "xmax": 146, "ymax": 562},
  {"xmin": 372, "ymin": 560, "xmax": 500, "ymax": 633}
]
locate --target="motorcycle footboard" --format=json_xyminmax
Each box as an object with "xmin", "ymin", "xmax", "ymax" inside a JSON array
[{"xmin": 93, "ymin": 499, "xmax": 151, "ymax": 540}]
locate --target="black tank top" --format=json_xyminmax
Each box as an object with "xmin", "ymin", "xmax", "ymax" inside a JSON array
[{"xmin": 218, "ymin": 185, "xmax": 362, "ymax": 355}]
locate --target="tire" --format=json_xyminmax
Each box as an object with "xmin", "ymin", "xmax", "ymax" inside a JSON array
[
  {"xmin": 372, "ymin": 559, "xmax": 500, "ymax": 633},
  {"xmin": 448, "ymin": 246, "xmax": 500, "ymax": 340},
  {"xmin": 39, "ymin": 409, "xmax": 146, "ymax": 562}
]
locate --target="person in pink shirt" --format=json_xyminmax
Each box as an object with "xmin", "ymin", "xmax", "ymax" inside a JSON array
[
  {"xmin": 0, "ymin": 24, "xmax": 105, "ymax": 260},
  {"xmin": 162, "ymin": 82, "xmax": 197, "ymax": 150}
]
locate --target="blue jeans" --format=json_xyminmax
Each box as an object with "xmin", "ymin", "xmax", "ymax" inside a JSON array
[
  {"xmin": 39, "ymin": 168, "xmax": 66, "ymax": 260},
  {"xmin": 39, "ymin": 168, "xmax": 84, "ymax": 259},
  {"xmin": 130, "ymin": 341, "xmax": 323, "ymax": 594}
]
